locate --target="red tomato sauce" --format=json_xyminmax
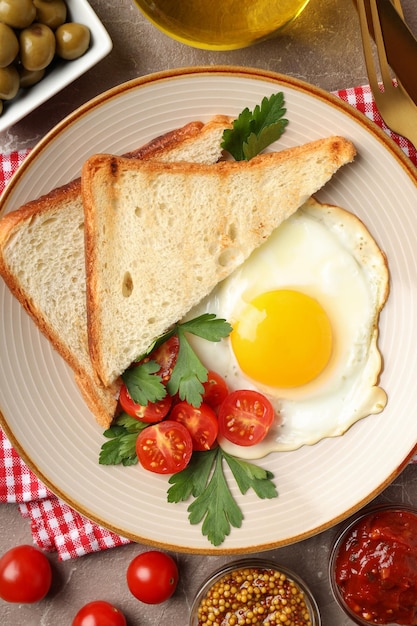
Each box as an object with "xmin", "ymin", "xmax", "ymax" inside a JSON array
[{"xmin": 334, "ymin": 509, "xmax": 417, "ymax": 624}]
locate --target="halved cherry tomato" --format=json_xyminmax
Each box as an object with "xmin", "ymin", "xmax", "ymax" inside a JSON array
[
  {"xmin": 202, "ymin": 371, "xmax": 229, "ymax": 410},
  {"xmin": 0, "ymin": 544, "xmax": 52, "ymax": 603},
  {"xmin": 218, "ymin": 389, "xmax": 274, "ymax": 446},
  {"xmin": 72, "ymin": 600, "xmax": 126, "ymax": 626},
  {"xmin": 127, "ymin": 550, "xmax": 178, "ymax": 604},
  {"xmin": 170, "ymin": 401, "xmax": 218, "ymax": 451},
  {"xmin": 148, "ymin": 335, "xmax": 180, "ymax": 383},
  {"xmin": 136, "ymin": 420, "xmax": 193, "ymax": 474},
  {"xmin": 119, "ymin": 384, "xmax": 172, "ymax": 423}
]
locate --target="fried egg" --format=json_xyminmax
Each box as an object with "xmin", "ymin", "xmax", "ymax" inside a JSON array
[{"xmin": 185, "ymin": 197, "xmax": 389, "ymax": 459}]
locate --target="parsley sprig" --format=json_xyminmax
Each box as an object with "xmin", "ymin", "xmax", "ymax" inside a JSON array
[
  {"xmin": 99, "ymin": 418, "xmax": 278, "ymax": 547},
  {"xmin": 221, "ymin": 92, "xmax": 288, "ymax": 161},
  {"xmin": 99, "ymin": 413, "xmax": 146, "ymax": 466},
  {"xmin": 122, "ymin": 314, "xmax": 232, "ymax": 408},
  {"xmin": 167, "ymin": 447, "xmax": 278, "ymax": 546}
]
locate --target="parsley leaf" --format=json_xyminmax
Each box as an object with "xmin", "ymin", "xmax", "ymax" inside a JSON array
[
  {"xmin": 167, "ymin": 448, "xmax": 218, "ymax": 501},
  {"xmin": 221, "ymin": 92, "xmax": 288, "ymax": 161},
  {"xmin": 167, "ymin": 447, "xmax": 278, "ymax": 547},
  {"xmin": 166, "ymin": 329, "xmax": 207, "ymax": 407},
  {"xmin": 223, "ymin": 451, "xmax": 278, "ymax": 499},
  {"xmin": 180, "ymin": 313, "xmax": 232, "ymax": 342},
  {"xmin": 99, "ymin": 413, "xmax": 148, "ymax": 466},
  {"xmin": 124, "ymin": 314, "xmax": 232, "ymax": 409},
  {"xmin": 188, "ymin": 450, "xmax": 243, "ymax": 546},
  {"xmin": 122, "ymin": 359, "xmax": 166, "ymax": 405},
  {"xmin": 167, "ymin": 315, "xmax": 232, "ymax": 407}
]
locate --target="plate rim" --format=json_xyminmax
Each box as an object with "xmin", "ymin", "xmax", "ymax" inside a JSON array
[
  {"xmin": 3, "ymin": 65, "xmax": 416, "ymax": 207},
  {"xmin": 1, "ymin": 64, "xmax": 417, "ymax": 554}
]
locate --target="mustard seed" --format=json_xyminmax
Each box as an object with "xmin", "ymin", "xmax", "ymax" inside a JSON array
[{"xmin": 196, "ymin": 566, "xmax": 313, "ymax": 625}]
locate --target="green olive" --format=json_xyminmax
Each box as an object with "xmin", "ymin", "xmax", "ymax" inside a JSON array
[
  {"xmin": 55, "ymin": 22, "xmax": 90, "ymax": 60},
  {"xmin": 0, "ymin": 65, "xmax": 20, "ymax": 100},
  {"xmin": 0, "ymin": 0, "xmax": 36, "ymax": 29},
  {"xmin": 0, "ymin": 23, "xmax": 19, "ymax": 68},
  {"xmin": 20, "ymin": 23, "xmax": 56, "ymax": 71},
  {"xmin": 19, "ymin": 66, "xmax": 45, "ymax": 88},
  {"xmin": 33, "ymin": 0, "xmax": 67, "ymax": 30}
]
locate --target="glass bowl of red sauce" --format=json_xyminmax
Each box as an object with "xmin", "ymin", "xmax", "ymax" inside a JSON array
[
  {"xmin": 189, "ymin": 558, "xmax": 321, "ymax": 625},
  {"xmin": 329, "ymin": 504, "xmax": 417, "ymax": 625}
]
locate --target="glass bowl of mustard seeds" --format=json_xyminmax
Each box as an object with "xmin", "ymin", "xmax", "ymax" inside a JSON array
[{"xmin": 189, "ymin": 558, "xmax": 321, "ymax": 625}]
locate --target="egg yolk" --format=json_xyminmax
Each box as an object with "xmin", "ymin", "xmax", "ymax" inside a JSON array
[{"xmin": 231, "ymin": 289, "xmax": 333, "ymax": 388}]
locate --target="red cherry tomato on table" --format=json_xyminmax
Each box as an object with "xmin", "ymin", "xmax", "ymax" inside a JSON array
[
  {"xmin": 127, "ymin": 550, "xmax": 178, "ymax": 604},
  {"xmin": 72, "ymin": 600, "xmax": 126, "ymax": 626},
  {"xmin": 202, "ymin": 371, "xmax": 229, "ymax": 410},
  {"xmin": 170, "ymin": 401, "xmax": 218, "ymax": 450},
  {"xmin": 136, "ymin": 420, "xmax": 193, "ymax": 474},
  {"xmin": 0, "ymin": 544, "xmax": 52, "ymax": 603},
  {"xmin": 119, "ymin": 384, "xmax": 172, "ymax": 423},
  {"xmin": 218, "ymin": 389, "xmax": 275, "ymax": 446}
]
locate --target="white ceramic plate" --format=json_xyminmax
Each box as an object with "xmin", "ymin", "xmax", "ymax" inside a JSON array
[
  {"xmin": 1, "ymin": 66, "xmax": 417, "ymax": 554},
  {"xmin": 0, "ymin": 0, "xmax": 112, "ymax": 134}
]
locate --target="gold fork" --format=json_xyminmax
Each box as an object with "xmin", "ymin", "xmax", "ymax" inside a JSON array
[{"xmin": 357, "ymin": 0, "xmax": 417, "ymax": 147}]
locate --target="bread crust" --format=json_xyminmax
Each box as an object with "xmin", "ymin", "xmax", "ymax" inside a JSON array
[
  {"xmin": 0, "ymin": 183, "xmax": 84, "ymax": 381},
  {"xmin": 82, "ymin": 136, "xmax": 356, "ymax": 386},
  {"xmin": 0, "ymin": 117, "xmax": 232, "ymax": 427}
]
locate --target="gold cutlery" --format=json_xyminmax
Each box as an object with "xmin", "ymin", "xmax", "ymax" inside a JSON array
[{"xmin": 357, "ymin": 0, "xmax": 417, "ymax": 148}]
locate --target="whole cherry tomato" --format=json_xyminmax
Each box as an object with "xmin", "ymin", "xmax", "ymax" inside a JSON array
[
  {"xmin": 72, "ymin": 600, "xmax": 126, "ymax": 626},
  {"xmin": 127, "ymin": 550, "xmax": 178, "ymax": 604},
  {"xmin": 0, "ymin": 544, "xmax": 52, "ymax": 603}
]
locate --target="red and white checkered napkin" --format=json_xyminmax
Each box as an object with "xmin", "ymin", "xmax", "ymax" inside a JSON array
[
  {"xmin": 0, "ymin": 84, "xmax": 416, "ymax": 560},
  {"xmin": 336, "ymin": 84, "xmax": 417, "ymax": 164},
  {"xmin": 0, "ymin": 430, "xmax": 130, "ymax": 559}
]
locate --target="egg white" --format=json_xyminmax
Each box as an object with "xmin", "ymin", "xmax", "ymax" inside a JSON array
[{"xmin": 185, "ymin": 197, "xmax": 389, "ymax": 459}]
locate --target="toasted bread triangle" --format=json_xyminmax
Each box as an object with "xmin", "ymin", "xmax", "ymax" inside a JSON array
[
  {"xmin": 0, "ymin": 116, "xmax": 233, "ymax": 427},
  {"xmin": 82, "ymin": 136, "xmax": 356, "ymax": 387}
]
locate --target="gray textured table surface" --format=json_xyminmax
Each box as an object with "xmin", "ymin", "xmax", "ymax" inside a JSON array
[{"xmin": 1, "ymin": 1, "xmax": 417, "ymax": 625}]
